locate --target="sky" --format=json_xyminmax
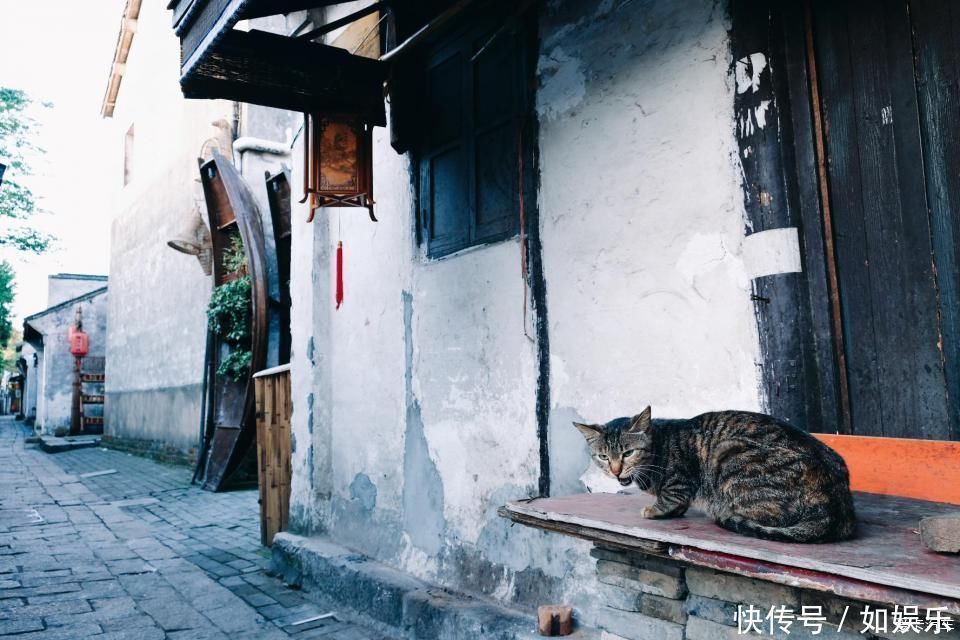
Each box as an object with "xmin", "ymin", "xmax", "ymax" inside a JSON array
[{"xmin": 0, "ymin": 0, "xmax": 126, "ymax": 322}]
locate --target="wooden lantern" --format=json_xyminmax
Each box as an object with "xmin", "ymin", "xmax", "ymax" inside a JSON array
[{"xmin": 301, "ymin": 113, "xmax": 375, "ymax": 222}]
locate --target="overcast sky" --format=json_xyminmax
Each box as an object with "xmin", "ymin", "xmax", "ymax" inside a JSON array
[{"xmin": 0, "ymin": 0, "xmax": 126, "ymax": 322}]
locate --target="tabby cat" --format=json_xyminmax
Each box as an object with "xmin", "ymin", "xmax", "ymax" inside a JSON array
[{"xmin": 574, "ymin": 407, "xmax": 856, "ymax": 543}]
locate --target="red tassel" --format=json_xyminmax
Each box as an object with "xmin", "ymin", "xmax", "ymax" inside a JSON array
[{"xmin": 335, "ymin": 241, "xmax": 344, "ymax": 309}]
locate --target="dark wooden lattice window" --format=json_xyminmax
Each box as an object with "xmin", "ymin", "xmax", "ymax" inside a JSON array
[{"xmin": 417, "ymin": 19, "xmax": 529, "ymax": 258}]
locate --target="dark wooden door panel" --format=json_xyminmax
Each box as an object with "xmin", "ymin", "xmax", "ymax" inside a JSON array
[
  {"xmin": 911, "ymin": 0, "xmax": 960, "ymax": 441},
  {"xmin": 812, "ymin": 0, "xmax": 952, "ymax": 439}
]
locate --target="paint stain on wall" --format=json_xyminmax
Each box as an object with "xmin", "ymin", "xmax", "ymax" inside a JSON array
[
  {"xmin": 537, "ymin": 46, "xmax": 587, "ymax": 122},
  {"xmin": 349, "ymin": 473, "xmax": 377, "ymax": 512},
  {"xmin": 402, "ymin": 291, "xmax": 446, "ymax": 555}
]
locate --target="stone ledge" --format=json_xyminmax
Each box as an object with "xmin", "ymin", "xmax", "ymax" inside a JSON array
[
  {"xmin": 38, "ymin": 434, "xmax": 101, "ymax": 454},
  {"xmin": 270, "ymin": 532, "xmax": 603, "ymax": 640}
]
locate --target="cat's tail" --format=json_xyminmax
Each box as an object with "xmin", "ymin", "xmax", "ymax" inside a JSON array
[{"xmin": 716, "ymin": 510, "xmax": 856, "ymax": 544}]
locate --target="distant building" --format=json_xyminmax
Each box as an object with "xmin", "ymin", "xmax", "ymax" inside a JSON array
[
  {"xmin": 100, "ymin": 0, "xmax": 293, "ymax": 465},
  {"xmin": 22, "ymin": 274, "xmax": 108, "ymax": 435}
]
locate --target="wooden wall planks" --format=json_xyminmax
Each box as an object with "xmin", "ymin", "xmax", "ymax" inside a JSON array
[
  {"xmin": 255, "ymin": 366, "xmax": 292, "ymax": 547},
  {"xmin": 767, "ymin": 0, "xmax": 960, "ymax": 440}
]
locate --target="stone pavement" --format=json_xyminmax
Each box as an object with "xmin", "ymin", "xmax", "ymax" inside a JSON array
[{"xmin": 0, "ymin": 417, "xmax": 394, "ymax": 640}]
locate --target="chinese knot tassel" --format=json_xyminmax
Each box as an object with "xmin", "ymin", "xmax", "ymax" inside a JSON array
[{"xmin": 335, "ymin": 241, "xmax": 344, "ymax": 309}]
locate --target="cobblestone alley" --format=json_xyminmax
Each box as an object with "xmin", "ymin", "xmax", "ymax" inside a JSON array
[{"xmin": 0, "ymin": 417, "xmax": 393, "ymax": 640}]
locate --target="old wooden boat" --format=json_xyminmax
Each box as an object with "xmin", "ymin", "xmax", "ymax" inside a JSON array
[{"xmin": 195, "ymin": 149, "xmax": 281, "ymax": 491}]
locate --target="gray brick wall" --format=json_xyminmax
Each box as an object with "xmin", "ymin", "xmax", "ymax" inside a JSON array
[{"xmin": 588, "ymin": 545, "xmax": 955, "ymax": 640}]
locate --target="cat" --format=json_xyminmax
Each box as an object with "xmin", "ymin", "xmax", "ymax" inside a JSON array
[{"xmin": 574, "ymin": 406, "xmax": 856, "ymax": 543}]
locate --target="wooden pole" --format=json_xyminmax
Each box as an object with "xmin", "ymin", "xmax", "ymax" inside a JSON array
[{"xmin": 70, "ymin": 358, "xmax": 82, "ymax": 436}]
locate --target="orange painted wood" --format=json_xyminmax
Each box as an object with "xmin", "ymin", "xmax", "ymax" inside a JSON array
[{"xmin": 815, "ymin": 434, "xmax": 960, "ymax": 505}]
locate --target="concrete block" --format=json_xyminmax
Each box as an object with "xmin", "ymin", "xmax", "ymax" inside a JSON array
[
  {"xmin": 590, "ymin": 547, "xmax": 684, "ymax": 578},
  {"xmin": 686, "ymin": 615, "xmax": 744, "ymax": 640},
  {"xmin": 597, "ymin": 584, "xmax": 642, "ymax": 612},
  {"xmin": 684, "ymin": 594, "xmax": 737, "ymax": 626},
  {"xmin": 598, "ymin": 607, "xmax": 684, "ymax": 640},
  {"xmin": 798, "ymin": 590, "xmax": 872, "ymax": 628},
  {"xmin": 920, "ymin": 514, "xmax": 960, "ymax": 553},
  {"xmin": 596, "ymin": 560, "xmax": 686, "ymax": 599},
  {"xmin": 686, "ymin": 568, "xmax": 798, "ymax": 609},
  {"xmin": 638, "ymin": 593, "xmax": 687, "ymax": 624},
  {"xmin": 598, "ymin": 585, "xmax": 686, "ymax": 623},
  {"xmin": 689, "ymin": 608, "xmax": 868, "ymax": 640}
]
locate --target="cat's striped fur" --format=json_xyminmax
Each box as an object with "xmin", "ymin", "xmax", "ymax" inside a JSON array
[{"xmin": 574, "ymin": 407, "xmax": 857, "ymax": 543}]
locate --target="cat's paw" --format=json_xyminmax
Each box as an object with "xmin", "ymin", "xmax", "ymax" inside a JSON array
[{"xmin": 641, "ymin": 506, "xmax": 661, "ymax": 519}]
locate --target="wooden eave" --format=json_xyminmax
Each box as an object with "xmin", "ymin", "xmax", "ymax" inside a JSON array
[
  {"xmin": 168, "ymin": 0, "xmax": 385, "ymax": 121},
  {"xmin": 184, "ymin": 29, "xmax": 386, "ymax": 124},
  {"xmin": 101, "ymin": 0, "xmax": 143, "ymax": 118}
]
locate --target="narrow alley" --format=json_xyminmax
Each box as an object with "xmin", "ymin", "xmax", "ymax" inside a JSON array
[{"xmin": 0, "ymin": 417, "xmax": 393, "ymax": 640}]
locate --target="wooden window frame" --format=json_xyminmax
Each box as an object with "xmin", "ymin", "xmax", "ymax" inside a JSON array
[{"xmin": 415, "ymin": 17, "xmax": 532, "ymax": 259}]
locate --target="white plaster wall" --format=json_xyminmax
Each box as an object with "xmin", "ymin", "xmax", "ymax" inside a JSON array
[
  {"xmin": 103, "ymin": 0, "xmax": 233, "ymax": 451},
  {"xmin": 21, "ymin": 343, "xmax": 38, "ymax": 420},
  {"xmin": 286, "ymin": 0, "xmax": 762, "ymax": 619},
  {"xmin": 47, "ymin": 275, "xmax": 108, "ymax": 307},
  {"xmin": 540, "ymin": 0, "xmax": 761, "ymax": 495}
]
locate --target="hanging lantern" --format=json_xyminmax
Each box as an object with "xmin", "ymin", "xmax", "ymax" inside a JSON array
[
  {"xmin": 69, "ymin": 306, "xmax": 89, "ymax": 358},
  {"xmin": 300, "ymin": 113, "xmax": 375, "ymax": 222},
  {"xmin": 69, "ymin": 326, "xmax": 89, "ymax": 358}
]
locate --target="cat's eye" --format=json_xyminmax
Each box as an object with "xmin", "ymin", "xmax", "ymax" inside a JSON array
[
  {"xmin": 623, "ymin": 449, "xmax": 636, "ymax": 457},
  {"xmin": 597, "ymin": 454, "xmax": 609, "ymax": 461}
]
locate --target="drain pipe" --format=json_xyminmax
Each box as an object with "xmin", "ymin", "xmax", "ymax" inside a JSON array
[{"xmin": 192, "ymin": 327, "xmax": 215, "ymax": 485}]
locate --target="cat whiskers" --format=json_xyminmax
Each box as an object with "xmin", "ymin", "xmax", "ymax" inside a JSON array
[{"xmin": 630, "ymin": 464, "xmax": 666, "ymax": 488}]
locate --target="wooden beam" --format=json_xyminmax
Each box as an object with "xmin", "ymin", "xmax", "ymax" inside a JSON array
[
  {"xmin": 238, "ymin": 0, "xmax": 351, "ymax": 21},
  {"xmin": 182, "ymin": 29, "xmax": 386, "ymax": 124},
  {"xmin": 297, "ymin": 2, "xmax": 385, "ymax": 41}
]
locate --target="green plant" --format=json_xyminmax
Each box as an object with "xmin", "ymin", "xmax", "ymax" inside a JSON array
[
  {"xmin": 207, "ymin": 274, "xmax": 253, "ymax": 382},
  {"xmin": 207, "ymin": 275, "xmax": 251, "ymax": 344},
  {"xmin": 223, "ymin": 233, "xmax": 247, "ymax": 276},
  {"xmin": 0, "ymin": 87, "xmax": 54, "ymax": 253},
  {"xmin": 217, "ymin": 348, "xmax": 252, "ymax": 382}
]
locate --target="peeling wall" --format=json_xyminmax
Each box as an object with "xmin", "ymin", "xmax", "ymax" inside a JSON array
[
  {"xmin": 287, "ymin": 0, "xmax": 760, "ymax": 623},
  {"xmin": 539, "ymin": 0, "xmax": 761, "ymax": 496}
]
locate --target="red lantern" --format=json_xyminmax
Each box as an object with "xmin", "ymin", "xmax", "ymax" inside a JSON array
[{"xmin": 69, "ymin": 326, "xmax": 89, "ymax": 358}]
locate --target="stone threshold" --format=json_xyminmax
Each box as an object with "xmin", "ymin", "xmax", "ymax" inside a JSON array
[
  {"xmin": 269, "ymin": 532, "xmax": 603, "ymax": 640},
  {"xmin": 37, "ymin": 433, "xmax": 102, "ymax": 453}
]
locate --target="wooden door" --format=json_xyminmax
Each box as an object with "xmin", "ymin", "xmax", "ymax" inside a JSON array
[{"xmin": 808, "ymin": 0, "xmax": 960, "ymax": 440}]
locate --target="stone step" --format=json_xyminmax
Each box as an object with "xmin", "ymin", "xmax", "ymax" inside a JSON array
[{"xmin": 270, "ymin": 533, "xmax": 603, "ymax": 640}]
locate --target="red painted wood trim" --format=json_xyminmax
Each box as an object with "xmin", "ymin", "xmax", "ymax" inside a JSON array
[
  {"xmin": 671, "ymin": 547, "xmax": 960, "ymax": 614},
  {"xmin": 815, "ymin": 434, "xmax": 960, "ymax": 505}
]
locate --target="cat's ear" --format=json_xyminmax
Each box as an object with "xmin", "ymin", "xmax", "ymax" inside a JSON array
[
  {"xmin": 626, "ymin": 406, "xmax": 652, "ymax": 433},
  {"xmin": 573, "ymin": 422, "xmax": 603, "ymax": 441}
]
